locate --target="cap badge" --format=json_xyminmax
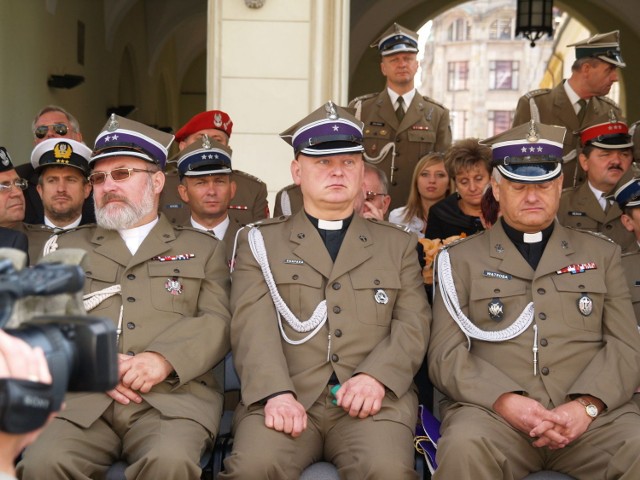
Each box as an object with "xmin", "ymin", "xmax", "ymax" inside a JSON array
[
  {"xmin": 201, "ymin": 135, "xmax": 211, "ymax": 149},
  {"xmin": 165, "ymin": 277, "xmax": 183, "ymax": 296},
  {"xmin": 213, "ymin": 113, "xmax": 223, "ymax": 128},
  {"xmin": 325, "ymin": 101, "xmax": 339, "ymax": 120},
  {"xmin": 107, "ymin": 113, "xmax": 119, "ymax": 132},
  {"xmin": 0, "ymin": 149, "xmax": 10, "ymax": 167},
  {"xmin": 608, "ymin": 109, "xmax": 618, "ymax": 123},
  {"xmin": 577, "ymin": 294, "xmax": 593, "ymax": 316},
  {"xmin": 526, "ymin": 120, "xmax": 539, "ymax": 142},
  {"xmin": 53, "ymin": 142, "xmax": 73, "ymax": 161},
  {"xmin": 488, "ymin": 298, "xmax": 504, "ymax": 321},
  {"xmin": 374, "ymin": 289, "xmax": 389, "ymax": 305}
]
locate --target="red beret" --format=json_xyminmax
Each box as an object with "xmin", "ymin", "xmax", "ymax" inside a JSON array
[{"xmin": 175, "ymin": 110, "xmax": 233, "ymax": 143}]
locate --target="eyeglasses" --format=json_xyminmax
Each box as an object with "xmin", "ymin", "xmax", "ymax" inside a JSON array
[
  {"xmin": 0, "ymin": 178, "xmax": 28, "ymax": 192},
  {"xmin": 365, "ymin": 191, "xmax": 388, "ymax": 202},
  {"xmin": 34, "ymin": 123, "xmax": 70, "ymax": 139},
  {"xmin": 88, "ymin": 168, "xmax": 154, "ymax": 186}
]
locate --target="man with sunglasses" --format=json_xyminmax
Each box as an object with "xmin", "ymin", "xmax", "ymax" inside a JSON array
[
  {"xmin": 18, "ymin": 115, "xmax": 231, "ymax": 480},
  {"xmin": 16, "ymin": 105, "xmax": 96, "ymax": 225},
  {"xmin": 513, "ymin": 31, "xmax": 624, "ymax": 188}
]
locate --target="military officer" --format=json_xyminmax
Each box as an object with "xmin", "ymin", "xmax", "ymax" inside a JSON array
[
  {"xmin": 160, "ymin": 110, "xmax": 269, "ymax": 226},
  {"xmin": 172, "ymin": 135, "xmax": 241, "ymax": 269},
  {"xmin": 349, "ymin": 23, "xmax": 451, "ymax": 211},
  {"xmin": 0, "ymin": 147, "xmax": 27, "ymax": 230},
  {"xmin": 18, "ymin": 138, "xmax": 93, "ymax": 263},
  {"xmin": 557, "ymin": 115, "xmax": 635, "ymax": 252},
  {"xmin": 17, "ymin": 115, "xmax": 231, "ymax": 480},
  {"xmin": 428, "ymin": 120, "xmax": 640, "ymax": 479},
  {"xmin": 513, "ymin": 31, "xmax": 625, "ymax": 188},
  {"xmin": 220, "ymin": 101, "xmax": 430, "ymax": 479}
]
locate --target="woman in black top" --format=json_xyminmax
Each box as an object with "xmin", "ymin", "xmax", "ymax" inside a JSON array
[{"xmin": 425, "ymin": 138, "xmax": 492, "ymax": 239}]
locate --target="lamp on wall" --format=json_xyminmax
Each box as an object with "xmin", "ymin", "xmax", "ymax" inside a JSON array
[
  {"xmin": 515, "ymin": 0, "xmax": 553, "ymax": 47},
  {"xmin": 47, "ymin": 74, "xmax": 85, "ymax": 89}
]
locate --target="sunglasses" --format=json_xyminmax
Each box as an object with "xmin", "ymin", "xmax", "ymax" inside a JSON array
[
  {"xmin": 0, "ymin": 178, "xmax": 28, "ymax": 192},
  {"xmin": 365, "ymin": 191, "xmax": 388, "ymax": 202},
  {"xmin": 34, "ymin": 123, "xmax": 70, "ymax": 139},
  {"xmin": 88, "ymin": 167, "xmax": 154, "ymax": 186}
]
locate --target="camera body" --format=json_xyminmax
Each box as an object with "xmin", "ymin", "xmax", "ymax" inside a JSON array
[{"xmin": 0, "ymin": 251, "xmax": 118, "ymax": 433}]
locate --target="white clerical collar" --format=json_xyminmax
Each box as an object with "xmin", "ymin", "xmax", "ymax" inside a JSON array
[
  {"xmin": 191, "ymin": 216, "xmax": 230, "ymax": 239},
  {"xmin": 118, "ymin": 217, "xmax": 159, "ymax": 255},
  {"xmin": 44, "ymin": 215, "xmax": 82, "ymax": 230},
  {"xmin": 523, "ymin": 231, "xmax": 543, "ymax": 244},
  {"xmin": 387, "ymin": 88, "xmax": 416, "ymax": 109},
  {"xmin": 318, "ymin": 219, "xmax": 343, "ymax": 231}
]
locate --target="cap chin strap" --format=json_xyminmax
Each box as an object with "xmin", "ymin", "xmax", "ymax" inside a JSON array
[
  {"xmin": 248, "ymin": 227, "xmax": 327, "ymax": 345},
  {"xmin": 436, "ymin": 249, "xmax": 534, "ymax": 350}
]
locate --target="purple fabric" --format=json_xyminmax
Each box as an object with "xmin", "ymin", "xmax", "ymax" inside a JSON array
[
  {"xmin": 293, "ymin": 121, "xmax": 361, "ymax": 151},
  {"xmin": 415, "ymin": 404, "xmax": 440, "ymax": 472},
  {"xmin": 493, "ymin": 143, "xmax": 562, "ymax": 160},
  {"xmin": 94, "ymin": 131, "xmax": 166, "ymax": 162}
]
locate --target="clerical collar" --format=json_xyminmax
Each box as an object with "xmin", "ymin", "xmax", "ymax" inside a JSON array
[
  {"xmin": 501, "ymin": 218, "xmax": 554, "ymax": 245},
  {"xmin": 306, "ymin": 213, "xmax": 353, "ymax": 231}
]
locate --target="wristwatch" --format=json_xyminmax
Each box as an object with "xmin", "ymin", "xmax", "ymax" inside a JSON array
[{"xmin": 576, "ymin": 397, "xmax": 599, "ymax": 419}]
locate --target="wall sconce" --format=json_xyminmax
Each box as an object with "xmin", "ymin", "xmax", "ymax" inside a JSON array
[
  {"xmin": 47, "ymin": 74, "xmax": 85, "ymax": 89},
  {"xmin": 106, "ymin": 105, "xmax": 137, "ymax": 118},
  {"xmin": 244, "ymin": 0, "xmax": 265, "ymax": 8},
  {"xmin": 515, "ymin": 0, "xmax": 553, "ymax": 47}
]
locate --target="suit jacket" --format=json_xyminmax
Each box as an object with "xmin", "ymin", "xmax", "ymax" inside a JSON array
[
  {"xmin": 51, "ymin": 214, "xmax": 231, "ymax": 433},
  {"xmin": 160, "ymin": 170, "xmax": 268, "ymax": 227},
  {"xmin": 273, "ymin": 183, "xmax": 303, "ymax": 217},
  {"xmin": 230, "ymin": 212, "xmax": 430, "ymax": 429},
  {"xmin": 0, "ymin": 226, "xmax": 28, "ymax": 256},
  {"xmin": 557, "ymin": 181, "xmax": 635, "ymax": 252},
  {"xmin": 352, "ymin": 90, "xmax": 451, "ymax": 211},
  {"xmin": 512, "ymin": 82, "xmax": 622, "ymax": 188},
  {"xmin": 428, "ymin": 221, "xmax": 640, "ymax": 425},
  {"xmin": 622, "ymin": 243, "xmax": 640, "ymax": 324}
]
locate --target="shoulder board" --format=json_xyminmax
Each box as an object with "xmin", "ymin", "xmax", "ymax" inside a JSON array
[
  {"xmin": 524, "ymin": 88, "xmax": 551, "ymax": 99},
  {"xmin": 441, "ymin": 230, "xmax": 485, "ymax": 250},
  {"xmin": 249, "ymin": 216, "xmax": 289, "ymax": 227},
  {"xmin": 56, "ymin": 224, "xmax": 95, "ymax": 236},
  {"xmin": 565, "ymin": 227, "xmax": 615, "ymax": 243},
  {"xmin": 348, "ymin": 92, "xmax": 379, "ymax": 108},
  {"xmin": 599, "ymin": 96, "xmax": 620, "ymax": 109},
  {"xmin": 23, "ymin": 223, "xmax": 55, "ymax": 233},
  {"xmin": 367, "ymin": 218, "xmax": 413, "ymax": 234},
  {"xmin": 278, "ymin": 183, "xmax": 299, "ymax": 193},
  {"xmin": 420, "ymin": 95, "xmax": 446, "ymax": 109},
  {"xmin": 561, "ymin": 186, "xmax": 578, "ymax": 193},
  {"xmin": 233, "ymin": 169, "xmax": 266, "ymax": 185},
  {"xmin": 622, "ymin": 250, "xmax": 640, "ymax": 258},
  {"xmin": 173, "ymin": 225, "xmax": 219, "ymax": 237}
]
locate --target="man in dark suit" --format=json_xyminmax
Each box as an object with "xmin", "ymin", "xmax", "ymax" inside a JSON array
[
  {"xmin": 18, "ymin": 115, "xmax": 231, "ymax": 480},
  {"xmin": 428, "ymin": 120, "xmax": 640, "ymax": 479},
  {"xmin": 221, "ymin": 102, "xmax": 429, "ymax": 479},
  {"xmin": 513, "ymin": 31, "xmax": 625, "ymax": 188}
]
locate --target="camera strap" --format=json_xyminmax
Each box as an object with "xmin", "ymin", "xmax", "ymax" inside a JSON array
[{"xmin": 0, "ymin": 378, "xmax": 54, "ymax": 433}]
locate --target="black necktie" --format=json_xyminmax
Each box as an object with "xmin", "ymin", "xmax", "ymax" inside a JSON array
[
  {"xmin": 395, "ymin": 96, "xmax": 405, "ymax": 123},
  {"xmin": 577, "ymin": 99, "xmax": 587, "ymax": 124}
]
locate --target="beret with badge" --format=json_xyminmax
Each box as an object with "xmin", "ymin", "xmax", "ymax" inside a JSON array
[
  {"xmin": 172, "ymin": 135, "xmax": 233, "ymax": 178},
  {"xmin": 480, "ymin": 120, "xmax": 566, "ymax": 183},
  {"xmin": 280, "ymin": 101, "xmax": 364, "ymax": 157},
  {"xmin": 175, "ymin": 110, "xmax": 233, "ymax": 144},
  {"xmin": 92, "ymin": 114, "xmax": 175, "ymax": 169},
  {"xmin": 30, "ymin": 138, "xmax": 92, "ymax": 176},
  {"xmin": 370, "ymin": 22, "xmax": 419, "ymax": 56},
  {"xmin": 567, "ymin": 30, "xmax": 625, "ymax": 68}
]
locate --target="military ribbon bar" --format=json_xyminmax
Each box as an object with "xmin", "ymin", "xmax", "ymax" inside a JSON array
[
  {"xmin": 556, "ymin": 262, "xmax": 597, "ymax": 275},
  {"xmin": 152, "ymin": 253, "xmax": 195, "ymax": 262}
]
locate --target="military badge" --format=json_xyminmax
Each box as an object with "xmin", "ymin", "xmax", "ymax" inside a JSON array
[
  {"xmin": 0, "ymin": 148, "xmax": 11, "ymax": 167},
  {"xmin": 495, "ymin": 244, "xmax": 504, "ymax": 254},
  {"xmin": 53, "ymin": 142, "xmax": 73, "ymax": 162},
  {"xmin": 488, "ymin": 298, "xmax": 504, "ymax": 321},
  {"xmin": 213, "ymin": 112, "xmax": 223, "ymax": 128},
  {"xmin": 165, "ymin": 277, "xmax": 183, "ymax": 295},
  {"xmin": 107, "ymin": 114, "xmax": 119, "ymax": 132},
  {"xmin": 577, "ymin": 294, "xmax": 593, "ymax": 316},
  {"xmin": 374, "ymin": 289, "xmax": 388, "ymax": 305},
  {"xmin": 556, "ymin": 263, "xmax": 597, "ymax": 275}
]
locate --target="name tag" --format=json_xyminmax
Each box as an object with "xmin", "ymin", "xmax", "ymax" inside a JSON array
[{"xmin": 483, "ymin": 270, "xmax": 512, "ymax": 280}]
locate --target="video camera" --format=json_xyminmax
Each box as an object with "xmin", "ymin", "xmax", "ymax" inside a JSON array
[{"xmin": 0, "ymin": 250, "xmax": 118, "ymax": 434}]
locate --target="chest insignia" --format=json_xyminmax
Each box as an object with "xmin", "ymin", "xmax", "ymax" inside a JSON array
[
  {"xmin": 374, "ymin": 289, "xmax": 389, "ymax": 305},
  {"xmin": 577, "ymin": 294, "xmax": 593, "ymax": 316},
  {"xmin": 483, "ymin": 270, "xmax": 512, "ymax": 280},
  {"xmin": 568, "ymin": 211, "xmax": 586, "ymax": 216},
  {"xmin": 411, "ymin": 125, "xmax": 430, "ymax": 130},
  {"xmin": 556, "ymin": 262, "xmax": 597, "ymax": 275},
  {"xmin": 228, "ymin": 205, "xmax": 249, "ymax": 210},
  {"xmin": 165, "ymin": 277, "xmax": 183, "ymax": 296},
  {"xmin": 284, "ymin": 259, "xmax": 304, "ymax": 265},
  {"xmin": 370, "ymin": 121, "xmax": 385, "ymax": 127},
  {"xmin": 488, "ymin": 298, "xmax": 504, "ymax": 321},
  {"xmin": 152, "ymin": 253, "xmax": 195, "ymax": 262}
]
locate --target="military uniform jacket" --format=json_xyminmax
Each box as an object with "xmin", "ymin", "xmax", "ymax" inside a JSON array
[
  {"xmin": 230, "ymin": 212, "xmax": 430, "ymax": 429},
  {"xmin": 428, "ymin": 221, "xmax": 640, "ymax": 425},
  {"xmin": 160, "ymin": 169, "xmax": 269, "ymax": 227},
  {"xmin": 558, "ymin": 181, "xmax": 635, "ymax": 252},
  {"xmin": 353, "ymin": 90, "xmax": 451, "ymax": 210},
  {"xmin": 273, "ymin": 183, "xmax": 303, "ymax": 217},
  {"xmin": 512, "ymin": 82, "xmax": 622, "ymax": 187},
  {"xmin": 622, "ymin": 242, "xmax": 640, "ymax": 324},
  {"xmin": 51, "ymin": 214, "xmax": 231, "ymax": 433}
]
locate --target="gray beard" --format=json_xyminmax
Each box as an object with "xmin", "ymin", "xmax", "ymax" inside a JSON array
[{"xmin": 95, "ymin": 180, "xmax": 156, "ymax": 230}]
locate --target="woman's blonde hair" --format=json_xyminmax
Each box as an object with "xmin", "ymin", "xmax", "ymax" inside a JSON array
[{"xmin": 401, "ymin": 152, "xmax": 450, "ymax": 223}]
